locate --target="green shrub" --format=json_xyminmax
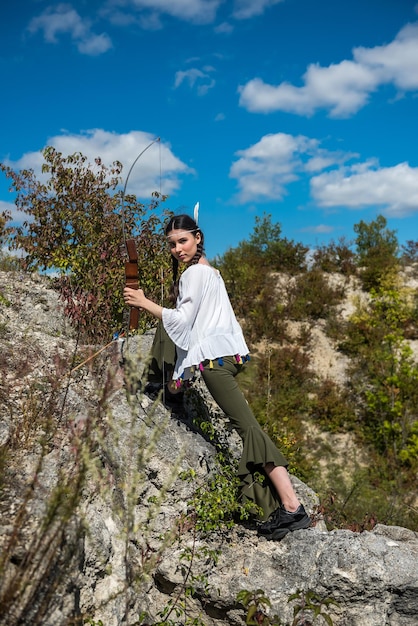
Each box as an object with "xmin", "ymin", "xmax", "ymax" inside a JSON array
[
  {"xmin": 319, "ymin": 459, "xmax": 418, "ymax": 532},
  {"xmin": 312, "ymin": 237, "xmax": 357, "ymax": 276},
  {"xmin": 285, "ymin": 269, "xmax": 345, "ymax": 321},
  {"xmin": 216, "ymin": 214, "xmax": 308, "ymax": 319},
  {"xmin": 342, "ymin": 283, "xmax": 418, "ymax": 469},
  {"xmin": 310, "ymin": 378, "xmax": 357, "ymax": 433},
  {"xmin": 354, "ymin": 215, "xmax": 399, "ymax": 291},
  {"xmin": 400, "ymin": 239, "xmax": 418, "ymax": 265}
]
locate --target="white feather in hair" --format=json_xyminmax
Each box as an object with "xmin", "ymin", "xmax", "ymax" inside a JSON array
[{"xmin": 193, "ymin": 202, "xmax": 199, "ymax": 225}]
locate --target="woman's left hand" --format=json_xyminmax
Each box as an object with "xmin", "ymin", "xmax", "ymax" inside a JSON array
[{"xmin": 123, "ymin": 287, "xmax": 145, "ymax": 309}]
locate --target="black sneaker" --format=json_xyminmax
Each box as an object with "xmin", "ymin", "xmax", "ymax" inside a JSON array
[
  {"xmin": 162, "ymin": 385, "xmax": 185, "ymax": 411},
  {"xmin": 143, "ymin": 382, "xmax": 163, "ymax": 400},
  {"xmin": 143, "ymin": 382, "xmax": 184, "ymax": 411},
  {"xmin": 257, "ymin": 504, "xmax": 311, "ymax": 541}
]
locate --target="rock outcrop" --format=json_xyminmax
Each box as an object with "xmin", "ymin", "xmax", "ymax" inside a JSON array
[{"xmin": 0, "ymin": 270, "xmax": 417, "ymax": 626}]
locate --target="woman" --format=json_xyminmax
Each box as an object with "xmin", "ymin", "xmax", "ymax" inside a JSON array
[{"xmin": 123, "ymin": 214, "xmax": 311, "ymax": 541}]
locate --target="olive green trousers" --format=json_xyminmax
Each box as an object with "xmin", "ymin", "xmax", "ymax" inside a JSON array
[{"xmin": 147, "ymin": 323, "xmax": 287, "ymax": 520}]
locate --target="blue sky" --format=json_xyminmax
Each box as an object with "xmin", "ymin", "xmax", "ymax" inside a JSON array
[{"xmin": 1, "ymin": 0, "xmax": 418, "ymax": 260}]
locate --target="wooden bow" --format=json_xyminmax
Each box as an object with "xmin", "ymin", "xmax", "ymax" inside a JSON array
[
  {"xmin": 125, "ymin": 238, "xmax": 139, "ymax": 331},
  {"xmin": 120, "ymin": 137, "xmax": 160, "ymax": 332}
]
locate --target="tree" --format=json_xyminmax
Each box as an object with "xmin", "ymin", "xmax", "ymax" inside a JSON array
[
  {"xmin": 353, "ymin": 215, "xmax": 399, "ymax": 291},
  {"xmin": 344, "ymin": 275, "xmax": 418, "ymax": 469},
  {"xmin": 311, "ymin": 237, "xmax": 356, "ymax": 276},
  {"xmin": 401, "ymin": 240, "xmax": 418, "ymax": 264},
  {"xmin": 401, "ymin": 240, "xmax": 418, "ymax": 279},
  {"xmin": 0, "ymin": 208, "xmax": 17, "ymax": 270},
  {"xmin": 0, "ymin": 208, "xmax": 11, "ymax": 243},
  {"xmin": 215, "ymin": 213, "xmax": 308, "ymax": 318},
  {"xmin": 248, "ymin": 213, "xmax": 308, "ymax": 272},
  {"xmin": 1, "ymin": 147, "xmax": 170, "ymax": 341}
]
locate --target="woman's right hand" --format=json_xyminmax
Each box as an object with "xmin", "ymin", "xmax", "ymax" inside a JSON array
[{"xmin": 123, "ymin": 287, "xmax": 145, "ymax": 309}]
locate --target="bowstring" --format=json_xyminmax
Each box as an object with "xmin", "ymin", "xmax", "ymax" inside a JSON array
[
  {"xmin": 120, "ymin": 136, "xmax": 161, "ymax": 253},
  {"xmin": 157, "ymin": 143, "xmax": 166, "ymax": 396},
  {"xmin": 119, "ymin": 136, "xmax": 161, "ymax": 372}
]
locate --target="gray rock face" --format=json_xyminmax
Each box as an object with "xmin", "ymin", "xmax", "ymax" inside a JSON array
[
  {"xmin": 1, "ymin": 271, "xmax": 417, "ymax": 626},
  {"xmin": 78, "ymin": 382, "xmax": 417, "ymax": 626}
]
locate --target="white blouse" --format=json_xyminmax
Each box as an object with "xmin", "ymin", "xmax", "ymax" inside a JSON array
[{"xmin": 162, "ymin": 264, "xmax": 249, "ymax": 380}]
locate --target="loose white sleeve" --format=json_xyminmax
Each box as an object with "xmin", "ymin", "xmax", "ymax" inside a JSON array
[{"xmin": 162, "ymin": 267, "xmax": 205, "ymax": 350}]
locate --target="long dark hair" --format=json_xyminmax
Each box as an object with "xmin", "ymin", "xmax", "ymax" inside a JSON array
[{"xmin": 165, "ymin": 214, "xmax": 205, "ymax": 303}]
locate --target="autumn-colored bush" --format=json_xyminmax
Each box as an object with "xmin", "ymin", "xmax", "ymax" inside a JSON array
[{"xmin": 1, "ymin": 148, "xmax": 170, "ymax": 341}]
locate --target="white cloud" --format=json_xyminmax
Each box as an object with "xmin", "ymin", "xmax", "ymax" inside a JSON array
[
  {"xmin": 230, "ymin": 132, "xmax": 326, "ymax": 203},
  {"xmin": 300, "ymin": 224, "xmax": 335, "ymax": 234},
  {"xmin": 174, "ymin": 67, "xmax": 216, "ymax": 95},
  {"xmin": 214, "ymin": 21, "xmax": 234, "ymax": 34},
  {"xmin": 239, "ymin": 21, "xmax": 418, "ymax": 117},
  {"xmin": 106, "ymin": 0, "xmax": 280, "ymax": 28},
  {"xmin": 311, "ymin": 161, "xmax": 418, "ymax": 217},
  {"xmin": 232, "ymin": 0, "xmax": 283, "ymax": 20},
  {"xmin": 354, "ymin": 23, "xmax": 418, "ymax": 90},
  {"xmin": 28, "ymin": 3, "xmax": 112, "ymax": 56},
  {"xmin": 304, "ymin": 153, "xmax": 352, "ymax": 173},
  {"xmin": 4, "ymin": 130, "xmax": 194, "ymax": 198},
  {"xmin": 0, "ymin": 200, "xmax": 25, "ymax": 224},
  {"xmin": 229, "ymin": 132, "xmax": 418, "ymax": 218},
  {"xmin": 116, "ymin": 0, "xmax": 222, "ymax": 25},
  {"xmin": 78, "ymin": 32, "xmax": 113, "ymax": 55}
]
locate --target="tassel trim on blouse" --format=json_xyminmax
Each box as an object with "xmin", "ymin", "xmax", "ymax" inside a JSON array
[{"xmin": 174, "ymin": 354, "xmax": 250, "ymax": 388}]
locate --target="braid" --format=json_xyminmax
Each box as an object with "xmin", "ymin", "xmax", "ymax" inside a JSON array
[
  {"xmin": 169, "ymin": 256, "xmax": 179, "ymax": 304},
  {"xmin": 189, "ymin": 241, "xmax": 204, "ymax": 266}
]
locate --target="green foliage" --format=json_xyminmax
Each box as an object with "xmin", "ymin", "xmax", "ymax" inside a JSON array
[
  {"xmin": 215, "ymin": 214, "xmax": 308, "ymax": 319},
  {"xmin": 237, "ymin": 588, "xmax": 338, "ymax": 626},
  {"xmin": 1, "ymin": 147, "xmax": 170, "ymax": 341},
  {"xmin": 181, "ymin": 453, "xmax": 260, "ymax": 532},
  {"xmin": 341, "ymin": 282, "xmax": 418, "ymax": 470},
  {"xmin": 311, "ymin": 237, "xmax": 357, "ymax": 276},
  {"xmin": 363, "ymin": 341, "xmax": 418, "ymax": 463},
  {"xmin": 285, "ymin": 269, "xmax": 345, "ymax": 321},
  {"xmin": 318, "ymin": 458, "xmax": 418, "ymax": 532},
  {"xmin": 353, "ymin": 214, "xmax": 399, "ymax": 291},
  {"xmin": 243, "ymin": 266, "xmax": 345, "ymax": 345},
  {"xmin": 288, "ymin": 589, "xmax": 338, "ymax": 626},
  {"xmin": 231, "ymin": 247, "xmax": 417, "ymax": 530},
  {"xmin": 0, "ymin": 254, "xmax": 20, "ymax": 272},
  {"xmin": 401, "ymin": 239, "xmax": 418, "ymax": 264},
  {"xmin": 400, "ymin": 240, "xmax": 418, "ymax": 280},
  {"xmin": 0, "ymin": 209, "xmax": 20, "ymax": 271},
  {"xmin": 237, "ymin": 588, "xmax": 279, "ymax": 625},
  {"xmin": 244, "ymin": 283, "xmax": 288, "ymax": 343},
  {"xmin": 242, "ymin": 267, "xmax": 345, "ymax": 343},
  {"xmin": 153, "ymin": 531, "xmax": 215, "ymax": 626},
  {"xmin": 180, "ymin": 390, "xmax": 260, "ymax": 533},
  {"xmin": 310, "ymin": 378, "xmax": 357, "ymax": 433},
  {"xmin": 249, "ymin": 345, "xmax": 314, "ymax": 419},
  {"xmin": 244, "ymin": 345, "xmax": 315, "ymax": 481},
  {"xmin": 399, "ymin": 420, "xmax": 418, "ymax": 464},
  {"xmin": 0, "ymin": 293, "xmax": 11, "ymax": 307},
  {"xmin": 0, "ymin": 207, "xmax": 11, "ymax": 246},
  {"xmin": 248, "ymin": 214, "xmax": 308, "ymax": 273}
]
